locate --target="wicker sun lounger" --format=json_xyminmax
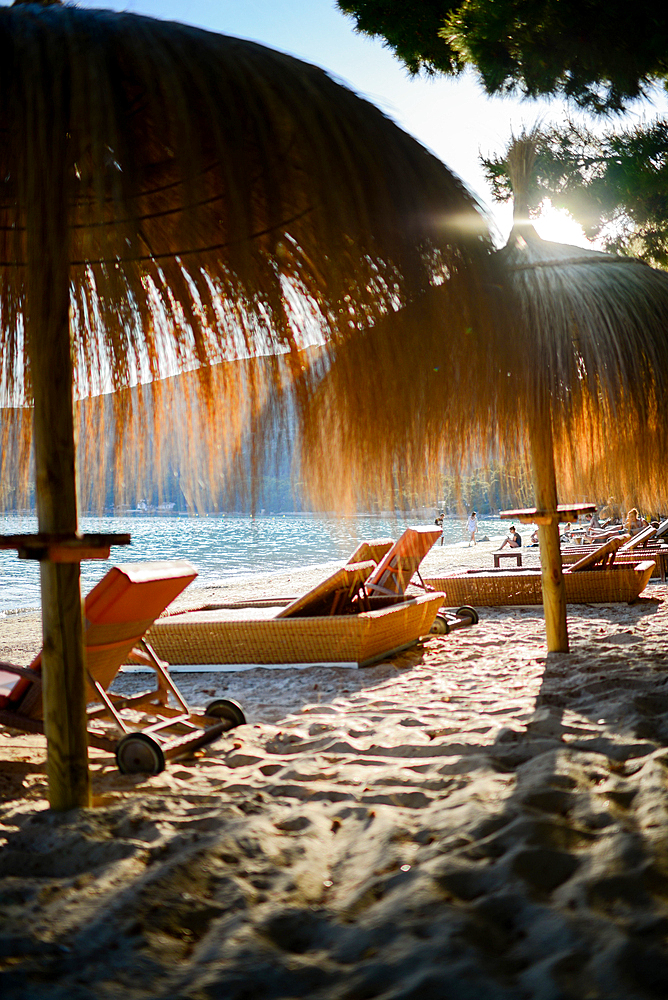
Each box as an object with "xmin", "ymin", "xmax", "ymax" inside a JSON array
[
  {"xmin": 146, "ymin": 592, "xmax": 445, "ymax": 668},
  {"xmin": 424, "ymin": 538, "xmax": 655, "ymax": 607},
  {"xmin": 148, "ymin": 531, "xmax": 446, "ymax": 667},
  {"xmin": 561, "ymin": 528, "xmax": 668, "ymax": 582}
]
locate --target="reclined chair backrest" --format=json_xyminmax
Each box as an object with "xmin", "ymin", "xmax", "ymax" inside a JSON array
[
  {"xmin": 1, "ymin": 560, "xmax": 197, "ymax": 713},
  {"xmin": 276, "ymin": 561, "xmax": 375, "ymax": 618},
  {"xmin": 347, "ymin": 539, "xmax": 394, "ymax": 566},
  {"xmin": 276, "ymin": 539, "xmax": 397, "ymax": 619},
  {"xmin": 652, "ymin": 518, "xmax": 668, "ymax": 540},
  {"xmin": 83, "ymin": 560, "xmax": 198, "ymax": 690},
  {"xmin": 365, "ymin": 527, "xmax": 441, "ymax": 596},
  {"xmin": 567, "ymin": 536, "xmax": 625, "ymax": 573},
  {"xmin": 618, "ymin": 525, "xmax": 657, "ymax": 552}
]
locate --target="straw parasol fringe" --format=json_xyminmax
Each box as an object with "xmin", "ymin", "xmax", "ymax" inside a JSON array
[
  {"xmin": 295, "ymin": 136, "xmax": 668, "ymax": 649},
  {"xmin": 297, "ymin": 154, "xmax": 668, "ymax": 501},
  {"xmin": 1, "ymin": 1, "xmax": 498, "ymax": 808},
  {"xmin": 1, "ymin": 347, "xmax": 322, "ymax": 515},
  {"xmin": 0, "ymin": 0, "xmax": 497, "ymax": 512},
  {"xmin": 1, "ymin": 1, "xmax": 491, "ymax": 409}
]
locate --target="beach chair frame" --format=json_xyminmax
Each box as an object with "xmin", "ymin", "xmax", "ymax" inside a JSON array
[
  {"xmin": 363, "ymin": 526, "xmax": 442, "ymax": 599},
  {"xmin": 0, "ymin": 561, "xmax": 246, "ymax": 773}
]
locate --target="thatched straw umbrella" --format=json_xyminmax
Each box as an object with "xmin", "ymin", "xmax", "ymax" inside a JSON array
[
  {"xmin": 0, "ymin": 1, "xmax": 493, "ymax": 808},
  {"xmin": 495, "ymin": 135, "xmax": 668, "ymax": 651},
  {"xmin": 496, "ymin": 226, "xmax": 668, "ymax": 650},
  {"xmin": 297, "ymin": 135, "xmax": 668, "ymax": 652}
]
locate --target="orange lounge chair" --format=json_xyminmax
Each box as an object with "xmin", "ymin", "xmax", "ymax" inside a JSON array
[{"xmin": 0, "ymin": 560, "xmax": 245, "ymax": 774}]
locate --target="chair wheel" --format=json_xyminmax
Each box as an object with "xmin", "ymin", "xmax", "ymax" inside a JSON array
[
  {"xmin": 429, "ymin": 614, "xmax": 450, "ymax": 635},
  {"xmin": 115, "ymin": 733, "xmax": 165, "ymax": 775},
  {"xmin": 205, "ymin": 698, "xmax": 246, "ymax": 726},
  {"xmin": 456, "ymin": 605, "xmax": 479, "ymax": 625}
]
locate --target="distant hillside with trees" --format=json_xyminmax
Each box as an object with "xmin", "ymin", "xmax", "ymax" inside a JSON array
[{"xmin": 0, "ymin": 349, "xmax": 607, "ymax": 518}]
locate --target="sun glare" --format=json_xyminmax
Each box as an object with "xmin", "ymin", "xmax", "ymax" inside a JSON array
[{"xmin": 533, "ymin": 200, "xmax": 595, "ymax": 249}]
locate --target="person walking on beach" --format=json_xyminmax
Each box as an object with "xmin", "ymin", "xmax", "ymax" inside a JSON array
[
  {"xmin": 434, "ymin": 511, "xmax": 445, "ymax": 545},
  {"xmin": 467, "ymin": 511, "xmax": 478, "ymax": 546},
  {"xmin": 500, "ymin": 524, "xmax": 522, "ymax": 549}
]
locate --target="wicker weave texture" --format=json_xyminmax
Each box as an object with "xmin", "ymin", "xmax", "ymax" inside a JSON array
[
  {"xmin": 146, "ymin": 594, "xmax": 444, "ymax": 665},
  {"xmin": 562, "ymin": 545, "xmax": 668, "ymax": 575},
  {"xmin": 425, "ymin": 563, "xmax": 655, "ymax": 607}
]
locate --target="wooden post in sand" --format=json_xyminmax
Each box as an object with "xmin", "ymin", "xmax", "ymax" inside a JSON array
[
  {"xmin": 25, "ymin": 120, "xmax": 91, "ymax": 810},
  {"xmin": 530, "ymin": 409, "xmax": 569, "ymax": 653}
]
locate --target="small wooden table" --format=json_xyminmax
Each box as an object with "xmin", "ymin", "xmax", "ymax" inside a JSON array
[{"xmin": 494, "ymin": 550, "xmax": 522, "ymax": 568}]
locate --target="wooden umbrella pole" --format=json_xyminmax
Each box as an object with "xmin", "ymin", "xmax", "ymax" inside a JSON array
[
  {"xmin": 529, "ymin": 408, "xmax": 569, "ymax": 653},
  {"xmin": 25, "ymin": 123, "xmax": 91, "ymax": 810}
]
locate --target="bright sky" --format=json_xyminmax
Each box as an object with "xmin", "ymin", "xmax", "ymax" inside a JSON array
[{"xmin": 16, "ymin": 0, "xmax": 668, "ymax": 246}]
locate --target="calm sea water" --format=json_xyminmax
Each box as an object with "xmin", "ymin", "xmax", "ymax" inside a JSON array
[{"xmin": 0, "ymin": 512, "xmax": 504, "ymax": 614}]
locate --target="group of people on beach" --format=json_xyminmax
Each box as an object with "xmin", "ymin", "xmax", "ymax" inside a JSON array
[
  {"xmin": 581, "ymin": 505, "xmax": 650, "ymax": 543},
  {"xmin": 440, "ymin": 497, "xmax": 660, "ymax": 554},
  {"xmin": 559, "ymin": 497, "xmax": 657, "ymax": 546},
  {"xmin": 435, "ymin": 510, "xmax": 482, "ymax": 547},
  {"xmin": 455, "ymin": 495, "xmax": 659, "ymax": 554},
  {"xmin": 435, "ymin": 510, "xmax": 481, "ymax": 547}
]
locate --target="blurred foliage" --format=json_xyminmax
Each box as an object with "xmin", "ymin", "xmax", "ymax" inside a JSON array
[
  {"xmin": 437, "ymin": 464, "xmax": 535, "ymax": 516},
  {"xmin": 337, "ymin": 0, "xmax": 668, "ymax": 112},
  {"xmin": 337, "ymin": 0, "xmax": 462, "ymax": 76},
  {"xmin": 482, "ymin": 120, "xmax": 668, "ymax": 266}
]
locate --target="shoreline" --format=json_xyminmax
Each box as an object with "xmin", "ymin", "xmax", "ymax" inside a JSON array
[{"xmin": 0, "ymin": 533, "xmax": 518, "ymax": 619}]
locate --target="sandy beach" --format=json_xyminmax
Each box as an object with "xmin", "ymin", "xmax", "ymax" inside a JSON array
[{"xmin": 2, "ymin": 537, "xmax": 668, "ymax": 998}]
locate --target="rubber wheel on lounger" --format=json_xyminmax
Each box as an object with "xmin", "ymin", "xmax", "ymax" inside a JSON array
[
  {"xmin": 205, "ymin": 699, "xmax": 247, "ymax": 727},
  {"xmin": 456, "ymin": 606, "xmax": 479, "ymax": 625},
  {"xmin": 115, "ymin": 733, "xmax": 166, "ymax": 775},
  {"xmin": 429, "ymin": 614, "xmax": 450, "ymax": 635}
]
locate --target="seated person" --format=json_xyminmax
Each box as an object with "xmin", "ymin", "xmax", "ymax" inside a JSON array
[
  {"xmin": 529, "ymin": 529, "xmax": 539, "ymax": 547},
  {"xmin": 499, "ymin": 525, "xmax": 522, "ymax": 549},
  {"xmin": 624, "ymin": 508, "xmax": 644, "ymax": 536}
]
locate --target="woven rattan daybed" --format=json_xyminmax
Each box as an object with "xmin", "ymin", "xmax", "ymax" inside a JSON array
[
  {"xmin": 561, "ymin": 527, "xmax": 668, "ymax": 582},
  {"xmin": 424, "ymin": 537, "xmax": 656, "ymax": 607},
  {"xmin": 147, "ymin": 528, "xmax": 446, "ymax": 668},
  {"xmin": 146, "ymin": 591, "xmax": 444, "ymax": 668},
  {"xmin": 424, "ymin": 563, "xmax": 654, "ymax": 607}
]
